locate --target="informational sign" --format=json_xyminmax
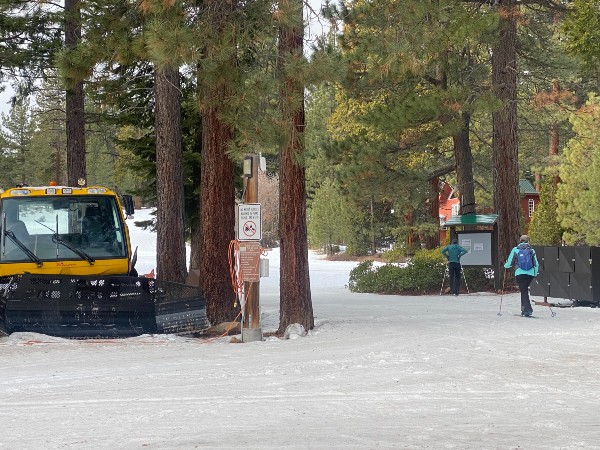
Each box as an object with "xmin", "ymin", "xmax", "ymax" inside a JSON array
[
  {"xmin": 458, "ymin": 232, "xmax": 492, "ymax": 266},
  {"xmin": 239, "ymin": 241, "xmax": 262, "ymax": 282},
  {"xmin": 237, "ymin": 203, "xmax": 262, "ymax": 241}
]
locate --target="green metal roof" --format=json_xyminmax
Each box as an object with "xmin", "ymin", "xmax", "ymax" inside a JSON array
[
  {"xmin": 519, "ymin": 179, "xmax": 539, "ymax": 195},
  {"xmin": 444, "ymin": 214, "xmax": 498, "ymax": 226}
]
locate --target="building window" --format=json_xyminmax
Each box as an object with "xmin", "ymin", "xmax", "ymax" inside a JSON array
[
  {"xmin": 528, "ymin": 198, "xmax": 535, "ymax": 217},
  {"xmin": 451, "ymin": 203, "xmax": 460, "ymax": 216}
]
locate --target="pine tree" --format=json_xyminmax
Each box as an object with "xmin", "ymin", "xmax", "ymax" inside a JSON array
[
  {"xmin": 491, "ymin": 0, "xmax": 521, "ymax": 277},
  {"xmin": 276, "ymin": 0, "xmax": 314, "ymax": 333},
  {"xmin": 323, "ymin": 1, "xmax": 498, "ymax": 248},
  {"xmin": 63, "ymin": 0, "xmax": 86, "ymax": 186},
  {"xmin": 308, "ymin": 179, "xmax": 353, "ymax": 254},
  {"xmin": 140, "ymin": 0, "xmax": 187, "ymax": 284},
  {"xmin": 0, "ymin": 1, "xmax": 61, "ymax": 88},
  {"xmin": 29, "ymin": 76, "xmax": 66, "ymax": 185},
  {"xmin": 0, "ymin": 97, "xmax": 35, "ymax": 186},
  {"xmin": 528, "ymin": 175, "xmax": 562, "ymax": 245},
  {"xmin": 556, "ymin": 94, "xmax": 600, "ymax": 245}
]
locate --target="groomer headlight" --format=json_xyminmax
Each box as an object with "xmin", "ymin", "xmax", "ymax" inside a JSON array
[
  {"xmin": 87, "ymin": 188, "xmax": 107, "ymax": 194},
  {"xmin": 11, "ymin": 189, "xmax": 30, "ymax": 196}
]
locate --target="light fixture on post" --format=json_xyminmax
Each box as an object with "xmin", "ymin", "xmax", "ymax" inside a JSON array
[{"xmin": 243, "ymin": 156, "xmax": 253, "ymax": 178}]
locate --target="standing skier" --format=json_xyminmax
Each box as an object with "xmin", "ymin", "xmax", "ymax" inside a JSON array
[
  {"xmin": 504, "ymin": 235, "xmax": 539, "ymax": 317},
  {"xmin": 441, "ymin": 238, "xmax": 468, "ymax": 296}
]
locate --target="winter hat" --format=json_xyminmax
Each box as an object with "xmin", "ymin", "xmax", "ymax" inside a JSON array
[
  {"xmin": 520, "ymin": 235, "xmax": 529, "ymax": 243},
  {"xmin": 451, "ymin": 238, "xmax": 458, "ymax": 244}
]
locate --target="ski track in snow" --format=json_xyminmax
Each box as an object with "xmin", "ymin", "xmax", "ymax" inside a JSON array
[{"xmin": 2, "ymin": 209, "xmax": 600, "ymax": 449}]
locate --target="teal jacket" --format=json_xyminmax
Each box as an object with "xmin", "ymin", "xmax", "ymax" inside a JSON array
[
  {"xmin": 441, "ymin": 243, "xmax": 468, "ymax": 263},
  {"xmin": 504, "ymin": 244, "xmax": 539, "ymax": 276}
]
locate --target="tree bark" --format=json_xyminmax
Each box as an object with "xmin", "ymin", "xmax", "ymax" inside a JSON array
[
  {"xmin": 198, "ymin": 0, "xmax": 238, "ymax": 325},
  {"xmin": 453, "ymin": 112, "xmax": 476, "ymax": 215},
  {"xmin": 189, "ymin": 85, "xmax": 203, "ymax": 272},
  {"xmin": 277, "ymin": 0, "xmax": 314, "ymax": 334},
  {"xmin": 155, "ymin": 67, "xmax": 187, "ymax": 283},
  {"xmin": 200, "ymin": 85, "xmax": 237, "ymax": 324},
  {"xmin": 65, "ymin": 0, "xmax": 86, "ymax": 186},
  {"xmin": 424, "ymin": 177, "xmax": 440, "ymax": 249},
  {"xmin": 549, "ymin": 80, "xmax": 560, "ymax": 187},
  {"xmin": 492, "ymin": 0, "xmax": 521, "ymax": 278}
]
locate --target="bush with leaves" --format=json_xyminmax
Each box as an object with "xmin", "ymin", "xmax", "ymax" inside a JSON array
[{"xmin": 348, "ymin": 247, "xmax": 492, "ymax": 294}]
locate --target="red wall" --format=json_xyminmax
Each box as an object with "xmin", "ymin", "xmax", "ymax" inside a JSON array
[{"xmin": 521, "ymin": 194, "xmax": 539, "ymax": 232}]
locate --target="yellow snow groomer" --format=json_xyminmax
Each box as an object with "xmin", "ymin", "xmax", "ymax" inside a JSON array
[{"xmin": 0, "ymin": 183, "xmax": 208, "ymax": 338}]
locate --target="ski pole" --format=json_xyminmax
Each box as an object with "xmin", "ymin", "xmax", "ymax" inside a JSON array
[
  {"xmin": 498, "ymin": 268, "xmax": 506, "ymax": 316},
  {"xmin": 440, "ymin": 264, "xmax": 448, "ymax": 296},
  {"xmin": 461, "ymin": 267, "xmax": 470, "ymax": 294}
]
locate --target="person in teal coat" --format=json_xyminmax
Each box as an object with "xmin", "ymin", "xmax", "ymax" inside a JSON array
[
  {"xmin": 441, "ymin": 238, "xmax": 468, "ymax": 296},
  {"xmin": 504, "ymin": 235, "xmax": 539, "ymax": 316}
]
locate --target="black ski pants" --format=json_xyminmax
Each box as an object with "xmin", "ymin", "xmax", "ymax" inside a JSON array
[
  {"xmin": 516, "ymin": 274, "xmax": 534, "ymax": 314},
  {"xmin": 448, "ymin": 262, "xmax": 462, "ymax": 295}
]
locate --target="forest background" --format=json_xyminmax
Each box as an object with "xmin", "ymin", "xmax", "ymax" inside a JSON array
[{"xmin": 2, "ymin": 0, "xmax": 600, "ymax": 332}]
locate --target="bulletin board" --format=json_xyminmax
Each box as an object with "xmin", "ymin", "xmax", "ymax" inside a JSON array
[{"xmin": 456, "ymin": 232, "xmax": 492, "ymax": 266}]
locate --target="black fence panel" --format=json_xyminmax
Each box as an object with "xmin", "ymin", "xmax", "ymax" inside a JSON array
[
  {"xmin": 532, "ymin": 246, "xmax": 544, "ymax": 271},
  {"xmin": 548, "ymin": 272, "xmax": 570, "ymax": 299},
  {"xmin": 570, "ymin": 273, "xmax": 593, "ymax": 301},
  {"xmin": 558, "ymin": 247, "xmax": 576, "ymax": 273},
  {"xmin": 543, "ymin": 247, "xmax": 560, "ymax": 272},
  {"xmin": 534, "ymin": 246, "xmax": 600, "ymax": 304},
  {"xmin": 530, "ymin": 272, "xmax": 549, "ymax": 297},
  {"xmin": 574, "ymin": 247, "xmax": 592, "ymax": 274}
]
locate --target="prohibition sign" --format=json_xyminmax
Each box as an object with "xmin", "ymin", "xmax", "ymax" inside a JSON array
[
  {"xmin": 237, "ymin": 203, "xmax": 261, "ymax": 240},
  {"xmin": 243, "ymin": 221, "xmax": 257, "ymax": 238}
]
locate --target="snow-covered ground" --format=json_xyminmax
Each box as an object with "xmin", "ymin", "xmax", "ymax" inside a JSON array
[{"xmin": 2, "ymin": 208, "xmax": 600, "ymax": 449}]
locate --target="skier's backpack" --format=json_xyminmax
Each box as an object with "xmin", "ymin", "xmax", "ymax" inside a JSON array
[{"xmin": 516, "ymin": 244, "xmax": 535, "ymax": 270}]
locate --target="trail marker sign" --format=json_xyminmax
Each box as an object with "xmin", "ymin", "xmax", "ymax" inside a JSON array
[{"xmin": 238, "ymin": 203, "xmax": 262, "ymax": 241}]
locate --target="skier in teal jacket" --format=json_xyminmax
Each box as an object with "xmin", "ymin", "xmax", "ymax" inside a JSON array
[
  {"xmin": 504, "ymin": 235, "xmax": 539, "ymax": 316},
  {"xmin": 441, "ymin": 238, "xmax": 468, "ymax": 296}
]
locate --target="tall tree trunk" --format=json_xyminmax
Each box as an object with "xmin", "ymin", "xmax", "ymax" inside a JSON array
[
  {"xmin": 64, "ymin": 0, "xmax": 86, "ymax": 186},
  {"xmin": 492, "ymin": 0, "xmax": 520, "ymax": 278},
  {"xmin": 454, "ymin": 112, "xmax": 475, "ymax": 215},
  {"xmin": 424, "ymin": 177, "xmax": 439, "ymax": 249},
  {"xmin": 155, "ymin": 67, "xmax": 187, "ymax": 283},
  {"xmin": 370, "ymin": 195, "xmax": 376, "ymax": 255},
  {"xmin": 190, "ymin": 101, "xmax": 202, "ymax": 270},
  {"xmin": 199, "ymin": 0, "xmax": 237, "ymax": 325},
  {"xmin": 549, "ymin": 80, "xmax": 561, "ymax": 187},
  {"xmin": 277, "ymin": 0, "xmax": 314, "ymax": 334},
  {"xmin": 200, "ymin": 86, "xmax": 237, "ymax": 324},
  {"xmin": 437, "ymin": 52, "xmax": 476, "ymax": 219}
]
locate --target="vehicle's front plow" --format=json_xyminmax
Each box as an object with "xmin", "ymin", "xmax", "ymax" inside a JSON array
[{"xmin": 0, "ymin": 274, "xmax": 209, "ymax": 338}]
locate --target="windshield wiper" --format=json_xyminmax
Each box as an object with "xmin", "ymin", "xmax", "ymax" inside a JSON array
[
  {"xmin": 3, "ymin": 230, "xmax": 43, "ymax": 267},
  {"xmin": 35, "ymin": 220, "xmax": 95, "ymax": 265},
  {"xmin": 52, "ymin": 234, "xmax": 95, "ymax": 265}
]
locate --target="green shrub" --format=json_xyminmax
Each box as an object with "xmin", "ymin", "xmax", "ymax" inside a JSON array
[
  {"xmin": 348, "ymin": 261, "xmax": 376, "ymax": 292},
  {"xmin": 462, "ymin": 268, "xmax": 494, "ymax": 292},
  {"xmin": 348, "ymin": 247, "xmax": 491, "ymax": 294},
  {"xmin": 380, "ymin": 246, "xmax": 406, "ymax": 263}
]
